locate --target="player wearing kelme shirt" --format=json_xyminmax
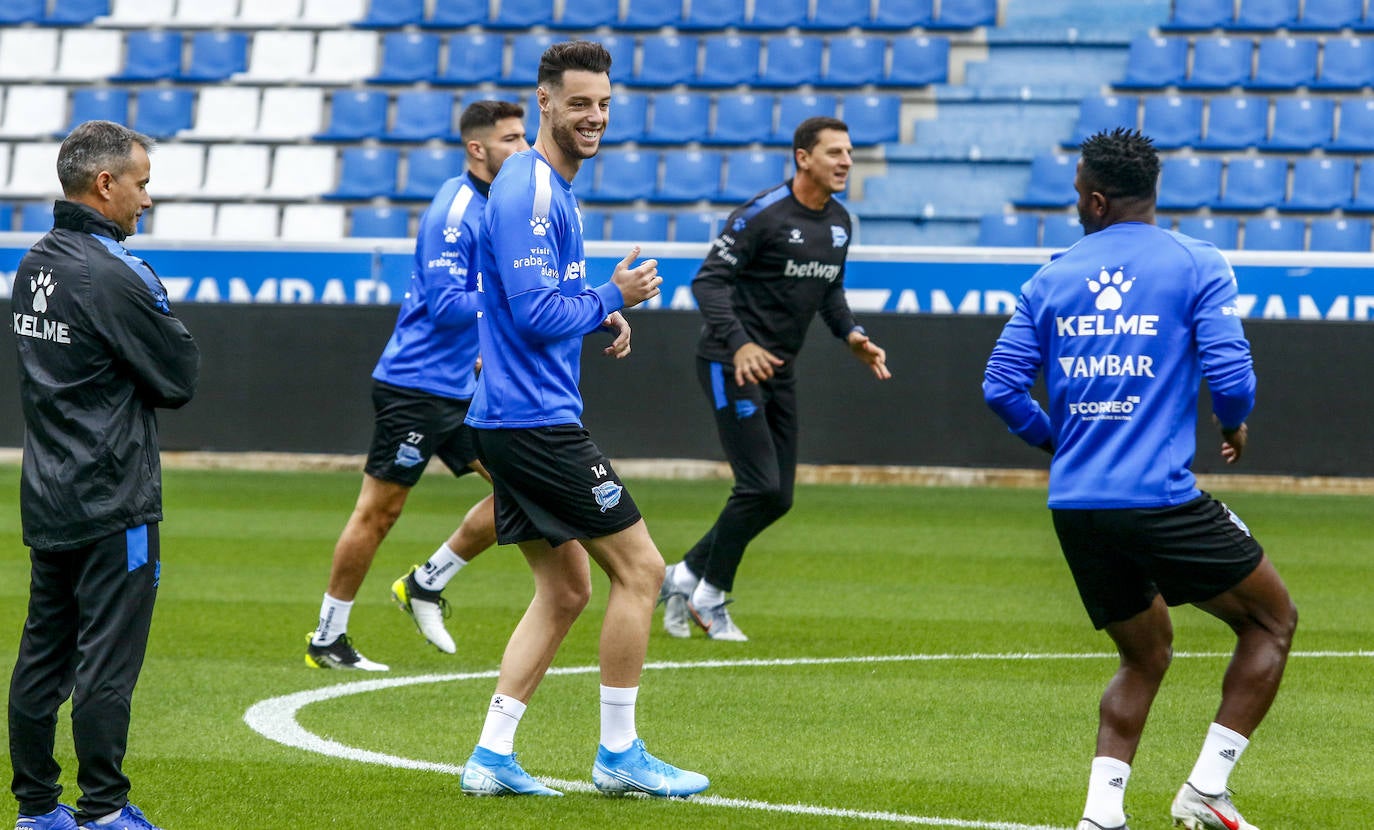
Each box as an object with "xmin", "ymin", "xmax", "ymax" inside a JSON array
[
  {"xmin": 984, "ymin": 128, "xmax": 1296, "ymax": 830},
  {"xmin": 659, "ymin": 117, "xmax": 891, "ymax": 643}
]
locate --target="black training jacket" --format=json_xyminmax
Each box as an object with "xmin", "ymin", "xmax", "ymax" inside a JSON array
[{"xmin": 10, "ymin": 201, "xmax": 199, "ymax": 551}]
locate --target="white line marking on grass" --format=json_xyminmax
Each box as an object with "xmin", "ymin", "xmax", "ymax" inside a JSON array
[{"xmin": 244, "ymin": 651, "xmax": 1373, "ymax": 829}]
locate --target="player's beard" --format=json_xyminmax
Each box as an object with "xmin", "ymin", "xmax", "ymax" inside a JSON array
[{"xmin": 550, "ymin": 117, "xmax": 600, "ymax": 162}]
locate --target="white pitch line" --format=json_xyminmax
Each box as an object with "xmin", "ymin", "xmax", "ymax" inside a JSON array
[{"xmin": 244, "ymin": 651, "xmax": 1372, "ymax": 830}]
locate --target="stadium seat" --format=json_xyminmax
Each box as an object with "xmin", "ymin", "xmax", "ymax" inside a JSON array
[
  {"xmin": 201, "ymin": 145, "xmax": 271, "ymax": 198},
  {"xmin": 422, "ymin": 0, "xmax": 487, "ymax": 27},
  {"xmin": 1040, "ymin": 213, "xmax": 1085, "ymax": 248},
  {"xmin": 1177, "ymin": 216, "xmax": 1239, "ymax": 248},
  {"xmin": 584, "ymin": 150, "xmax": 659, "ymax": 202},
  {"xmin": 803, "ymin": 0, "xmax": 869, "ymax": 29},
  {"xmin": 215, "ymin": 204, "xmax": 279, "ymax": 241},
  {"xmin": 821, "ymin": 37, "xmax": 887, "ymax": 87},
  {"xmin": 1293, "ymin": 0, "xmax": 1364, "ymax": 29},
  {"xmin": 590, "ymin": 33, "xmax": 635, "ymax": 85},
  {"xmin": 490, "ymin": 0, "xmax": 554, "ymax": 28},
  {"xmin": 314, "ymin": 31, "xmax": 380, "ymax": 84},
  {"xmin": 632, "ymin": 35, "xmax": 698, "ymax": 86},
  {"xmin": 1242, "ymin": 217, "xmax": 1304, "ymax": 250},
  {"xmin": 265, "ymin": 146, "xmax": 338, "ymax": 199},
  {"xmin": 1117, "ymin": 35, "xmax": 1189, "ymax": 89},
  {"xmin": 101, "ymin": 0, "xmax": 173, "ymax": 25},
  {"xmin": 674, "ymin": 209, "xmax": 722, "ymax": 242},
  {"xmin": 759, "ymin": 36, "xmax": 824, "ymax": 87},
  {"xmin": 44, "ymin": 0, "xmax": 109, "ymax": 25},
  {"xmin": 657, "ymin": 150, "xmax": 722, "ymax": 202},
  {"xmin": 1197, "ymin": 96, "xmax": 1268, "ymax": 149},
  {"xmin": 372, "ymin": 32, "xmax": 441, "ymax": 84},
  {"xmin": 316, "ymin": 90, "xmax": 388, "ymax": 141},
  {"xmin": 0, "ymin": 88, "xmax": 69, "ymax": 139},
  {"xmin": 556, "ymin": 0, "xmax": 618, "ymax": 27},
  {"xmin": 237, "ymin": 31, "xmax": 314, "ymax": 83},
  {"xmin": 53, "ymin": 29, "xmax": 121, "ymax": 81},
  {"xmin": 1347, "ymin": 160, "xmax": 1374, "ymax": 211},
  {"xmin": 1142, "ymin": 95, "xmax": 1204, "ymax": 149},
  {"xmin": 325, "ymin": 147, "xmax": 400, "ymax": 200},
  {"xmin": 1263, "ymin": 97, "xmax": 1334, "ymax": 150},
  {"xmin": 882, "ymin": 36, "xmax": 950, "ymax": 86},
  {"xmin": 1162, "ymin": 0, "xmax": 1234, "ymax": 29},
  {"xmin": 255, "ymin": 88, "xmax": 325, "ymax": 140},
  {"xmin": 112, "ymin": 30, "xmax": 182, "ymax": 81},
  {"xmin": 19, "ymin": 202, "xmax": 56, "ymax": 233},
  {"xmin": 843, "ymin": 94, "xmax": 901, "ymax": 145},
  {"xmin": 1281, "ymin": 157, "xmax": 1355, "ymax": 210},
  {"xmin": 300, "ymin": 0, "xmax": 367, "ymax": 26},
  {"xmin": 64, "ymin": 89, "xmax": 130, "ymax": 135},
  {"xmin": 182, "ymin": 87, "xmax": 261, "ymax": 140},
  {"xmin": 382, "ymin": 91, "xmax": 454, "ymax": 143},
  {"xmin": 436, "ymin": 33, "xmax": 503, "ymax": 85},
  {"xmin": 505, "ymin": 34, "xmax": 568, "ymax": 86},
  {"xmin": 1308, "ymin": 217, "xmax": 1371, "ymax": 252},
  {"xmin": 621, "ymin": 0, "xmax": 682, "ymax": 28},
  {"xmin": 579, "ymin": 208, "xmax": 607, "ymax": 240},
  {"xmin": 148, "ymin": 203, "xmax": 215, "ymax": 239},
  {"xmin": 281, "ymin": 205, "xmax": 347, "ymax": 242},
  {"xmin": 603, "ymin": 91, "xmax": 650, "ymax": 144},
  {"xmin": 171, "ymin": 0, "xmax": 236, "ymax": 25},
  {"xmin": 350, "ymin": 206, "xmax": 411, "ymax": 238},
  {"xmin": 1312, "ymin": 37, "xmax": 1374, "ymax": 89},
  {"xmin": 180, "ymin": 31, "xmax": 249, "ymax": 82},
  {"xmin": 1247, "ymin": 36, "xmax": 1318, "ymax": 89},
  {"xmin": 1329, "ymin": 99, "xmax": 1374, "ymax": 152},
  {"xmin": 697, "ymin": 35, "xmax": 761, "ymax": 87},
  {"xmin": 678, "ymin": 0, "xmax": 745, "ymax": 29},
  {"xmin": 1181, "ymin": 37, "xmax": 1254, "ymax": 89},
  {"xmin": 358, "ymin": 0, "xmax": 423, "ymax": 26},
  {"xmin": 1014, "ymin": 153, "xmax": 1078, "ymax": 208},
  {"xmin": 1232, "ymin": 0, "xmax": 1300, "ymax": 29},
  {"xmin": 0, "ymin": 0, "xmax": 44, "ymax": 24},
  {"xmin": 771, "ymin": 93, "xmax": 838, "ymax": 145},
  {"xmin": 930, "ymin": 0, "xmax": 996, "ymax": 28},
  {"xmin": 0, "ymin": 200, "xmax": 16, "ymax": 233},
  {"xmin": 1155, "ymin": 156, "xmax": 1223, "ymax": 210},
  {"xmin": 642, "ymin": 92, "xmax": 710, "ymax": 144},
  {"xmin": 1064, "ymin": 95, "xmax": 1138, "ymax": 147},
  {"xmin": 977, "ymin": 213, "xmax": 1038, "ymax": 247},
  {"xmin": 1215, "ymin": 157, "xmax": 1288, "ymax": 210},
  {"xmin": 0, "ymin": 29, "xmax": 58, "ymax": 81},
  {"xmin": 871, "ymin": 0, "xmax": 935, "ymax": 29},
  {"xmin": 133, "ymin": 88, "xmax": 195, "ymax": 139},
  {"xmin": 720, "ymin": 150, "xmax": 788, "ymax": 202},
  {"xmin": 5, "ymin": 144, "xmax": 62, "ymax": 198},
  {"xmin": 609, "ymin": 210, "xmax": 671, "ymax": 241},
  {"xmin": 708, "ymin": 92, "xmax": 775, "ymax": 144},
  {"xmin": 741, "ymin": 0, "xmax": 806, "ymax": 28},
  {"xmin": 238, "ymin": 0, "xmax": 303, "ymax": 24},
  {"xmin": 145, "ymin": 144, "xmax": 205, "ymax": 198},
  {"xmin": 394, "ymin": 148, "xmax": 464, "ymax": 201}
]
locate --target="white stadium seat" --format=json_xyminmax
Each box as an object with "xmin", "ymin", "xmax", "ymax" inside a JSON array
[
  {"xmin": 280, "ymin": 204, "xmax": 346, "ymax": 241},
  {"xmin": 0, "ymin": 29, "xmax": 59, "ymax": 81},
  {"xmin": 97, "ymin": 0, "xmax": 177, "ymax": 26},
  {"xmin": 54, "ymin": 30, "xmax": 125, "ymax": 81},
  {"xmin": 201, "ymin": 144, "xmax": 271, "ymax": 197},
  {"xmin": 147, "ymin": 143, "xmax": 207, "ymax": 198},
  {"xmin": 182, "ymin": 87, "xmax": 261, "ymax": 140},
  {"xmin": 149, "ymin": 202, "xmax": 217, "ymax": 238},
  {"xmin": 173, "ymin": 0, "xmax": 239, "ymax": 26},
  {"xmin": 237, "ymin": 31, "xmax": 315, "ymax": 83},
  {"xmin": 5, "ymin": 143, "xmax": 63, "ymax": 197},
  {"xmin": 312, "ymin": 31, "xmax": 379, "ymax": 83},
  {"xmin": 299, "ymin": 0, "xmax": 367, "ymax": 26},
  {"xmin": 0, "ymin": 87, "xmax": 68, "ymax": 138},
  {"xmin": 254, "ymin": 87, "xmax": 324, "ymax": 139},
  {"xmin": 266, "ymin": 145, "xmax": 337, "ymax": 199},
  {"xmin": 215, "ymin": 204, "xmax": 280, "ymax": 240},
  {"xmin": 236, "ymin": 0, "xmax": 304, "ymax": 26}
]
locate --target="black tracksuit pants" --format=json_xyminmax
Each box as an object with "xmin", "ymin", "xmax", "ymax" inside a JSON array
[
  {"xmin": 683, "ymin": 358, "xmax": 797, "ymax": 592},
  {"xmin": 9, "ymin": 524, "xmax": 159, "ymax": 822}
]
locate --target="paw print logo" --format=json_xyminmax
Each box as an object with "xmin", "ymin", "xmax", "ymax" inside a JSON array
[
  {"xmin": 29, "ymin": 267, "xmax": 55, "ymax": 314},
  {"xmin": 1086, "ymin": 267, "xmax": 1134, "ymax": 311},
  {"xmin": 443, "ymin": 226, "xmax": 460, "ymax": 243},
  {"xmin": 529, "ymin": 215, "xmax": 550, "ymax": 238}
]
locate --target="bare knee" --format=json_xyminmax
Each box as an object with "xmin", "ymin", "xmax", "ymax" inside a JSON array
[
  {"xmin": 1121, "ymin": 641, "xmax": 1173, "ymax": 682},
  {"xmin": 542, "ymin": 576, "xmax": 591, "ymax": 620}
]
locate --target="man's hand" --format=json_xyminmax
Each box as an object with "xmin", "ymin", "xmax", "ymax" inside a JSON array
[
  {"xmin": 610, "ymin": 246, "xmax": 661, "ymax": 309},
  {"xmin": 601, "ymin": 311, "xmax": 631, "ymax": 359},
  {"xmin": 847, "ymin": 330, "xmax": 891, "ymax": 380},
  {"xmin": 733, "ymin": 342, "xmax": 784, "ymax": 386},
  {"xmin": 1221, "ymin": 422, "xmax": 1247, "ymax": 464}
]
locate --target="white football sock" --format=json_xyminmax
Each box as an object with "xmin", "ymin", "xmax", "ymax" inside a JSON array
[
  {"xmin": 599, "ymin": 684, "xmax": 639, "ymax": 753},
  {"xmin": 312, "ymin": 594, "xmax": 351, "ymax": 645},
  {"xmin": 1188, "ymin": 722, "xmax": 1248, "ymax": 794},
  {"xmin": 93, "ymin": 809, "xmax": 122, "ymax": 825},
  {"xmin": 415, "ymin": 542, "xmax": 466, "ymax": 591},
  {"xmin": 477, "ymin": 693, "xmax": 526, "ymax": 756},
  {"xmin": 691, "ymin": 580, "xmax": 725, "ymax": 609},
  {"xmin": 1081, "ymin": 756, "xmax": 1131, "ymax": 827},
  {"xmin": 670, "ymin": 562, "xmax": 699, "ymax": 593}
]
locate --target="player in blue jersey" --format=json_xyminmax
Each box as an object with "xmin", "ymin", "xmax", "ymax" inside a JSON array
[
  {"xmin": 456, "ymin": 40, "xmax": 708, "ymax": 800},
  {"xmin": 306, "ymin": 101, "xmax": 528, "ymax": 671},
  {"xmin": 984, "ymin": 129, "xmax": 1296, "ymax": 830}
]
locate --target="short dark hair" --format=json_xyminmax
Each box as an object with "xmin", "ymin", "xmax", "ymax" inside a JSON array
[
  {"xmin": 1079, "ymin": 128, "xmax": 1160, "ymax": 200},
  {"xmin": 459, "ymin": 100, "xmax": 526, "ymax": 140},
  {"xmin": 793, "ymin": 116, "xmax": 849, "ymax": 155},
  {"xmin": 537, "ymin": 40, "xmax": 612, "ymax": 88},
  {"xmin": 57, "ymin": 120, "xmax": 155, "ymax": 197}
]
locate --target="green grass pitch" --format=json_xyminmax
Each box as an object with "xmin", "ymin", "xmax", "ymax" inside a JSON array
[{"xmin": 2, "ymin": 466, "xmax": 1371, "ymax": 828}]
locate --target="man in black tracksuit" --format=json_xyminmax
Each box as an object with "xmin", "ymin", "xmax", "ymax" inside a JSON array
[
  {"xmin": 8, "ymin": 121, "xmax": 199, "ymax": 830},
  {"xmin": 658, "ymin": 117, "xmax": 891, "ymax": 642}
]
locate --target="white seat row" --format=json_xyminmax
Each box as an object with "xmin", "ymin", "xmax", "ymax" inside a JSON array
[
  {"xmin": 149, "ymin": 202, "xmax": 347, "ymax": 241},
  {"xmin": 96, "ymin": 0, "xmax": 368, "ymax": 28},
  {"xmin": 0, "ymin": 29, "xmax": 122, "ymax": 81}
]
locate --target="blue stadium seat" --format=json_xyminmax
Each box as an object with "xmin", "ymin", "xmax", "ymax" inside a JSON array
[
  {"xmin": 1162, "ymin": 0, "xmax": 1234, "ymax": 29},
  {"xmin": 720, "ymin": 150, "xmax": 787, "ymax": 202},
  {"xmin": 371, "ymin": 33, "xmax": 440, "ymax": 84},
  {"xmin": 1263, "ymin": 97, "xmax": 1334, "ymax": 150},
  {"xmin": 1177, "ymin": 216, "xmax": 1239, "ymax": 249},
  {"xmin": 1142, "ymin": 95, "xmax": 1204, "ymax": 149},
  {"xmin": 316, "ymin": 90, "xmax": 389, "ymax": 141},
  {"xmin": 1348, "ymin": 160, "xmax": 1374, "ymax": 211},
  {"xmin": 708, "ymin": 92, "xmax": 775, "ymax": 144},
  {"xmin": 620, "ymin": 0, "xmax": 682, "ymax": 29},
  {"xmin": 350, "ymin": 206, "xmax": 411, "ymax": 239},
  {"xmin": 1181, "ymin": 37, "xmax": 1254, "ymax": 89},
  {"xmin": 1247, "ymin": 36, "xmax": 1318, "ymax": 89},
  {"xmin": 0, "ymin": 0, "xmax": 43, "ymax": 24},
  {"xmin": 490, "ymin": 0, "xmax": 554, "ymax": 28},
  {"xmin": 1308, "ymin": 217, "xmax": 1371, "ymax": 251},
  {"xmin": 1014, "ymin": 153, "xmax": 1078, "ymax": 209},
  {"xmin": 771, "ymin": 93, "xmax": 838, "ymax": 145},
  {"xmin": 843, "ymin": 94, "xmax": 901, "ymax": 145},
  {"xmin": 642, "ymin": 92, "xmax": 710, "ymax": 144},
  {"xmin": 180, "ymin": 31, "xmax": 249, "ymax": 82},
  {"xmin": 1293, "ymin": 0, "xmax": 1364, "ymax": 29},
  {"xmin": 603, "ymin": 91, "xmax": 650, "ymax": 144},
  {"xmin": 678, "ymin": 0, "xmax": 745, "ymax": 29},
  {"xmin": 741, "ymin": 0, "xmax": 806, "ymax": 29},
  {"xmin": 803, "ymin": 0, "xmax": 869, "ymax": 29},
  {"xmin": 674, "ymin": 209, "xmax": 722, "ymax": 241},
  {"xmin": 1281, "ymin": 157, "xmax": 1355, "ymax": 210},
  {"xmin": 930, "ymin": 0, "xmax": 996, "ymax": 28},
  {"xmin": 44, "ymin": 0, "xmax": 108, "ymax": 25},
  {"xmin": 1197, "ymin": 96, "xmax": 1268, "ymax": 149},
  {"xmin": 820, "ymin": 37, "xmax": 887, "ymax": 87},
  {"xmin": 977, "ymin": 213, "xmax": 1038, "ymax": 247},
  {"xmin": 1117, "ymin": 35, "xmax": 1189, "ymax": 89},
  {"xmin": 113, "ymin": 30, "xmax": 183, "ymax": 82},
  {"xmin": 20, "ymin": 202, "xmax": 55, "ymax": 233},
  {"xmin": 632, "ymin": 35, "xmax": 698, "ymax": 87},
  {"xmin": 1243, "ymin": 217, "xmax": 1305, "ymax": 250},
  {"xmin": 1040, "ymin": 213, "xmax": 1085, "ymax": 248},
  {"xmin": 1329, "ymin": 99, "xmax": 1374, "ymax": 152},
  {"xmin": 1155, "ymin": 156, "xmax": 1223, "ymax": 210},
  {"xmin": 657, "ymin": 150, "xmax": 722, "ymax": 202},
  {"xmin": 394, "ymin": 148, "xmax": 464, "ymax": 201},
  {"xmin": 325, "ymin": 148, "xmax": 399, "ymax": 200},
  {"xmin": 1232, "ymin": 0, "xmax": 1300, "ymax": 29},
  {"xmin": 697, "ymin": 35, "xmax": 761, "ymax": 87},
  {"xmin": 1215, "ymin": 157, "xmax": 1287, "ymax": 210},
  {"xmin": 871, "ymin": 0, "xmax": 934, "ymax": 29},
  {"xmin": 609, "ymin": 210, "xmax": 670, "ymax": 242},
  {"xmin": 65, "ymin": 89, "xmax": 130, "ymax": 135},
  {"xmin": 436, "ymin": 33, "xmax": 503, "ymax": 86},
  {"xmin": 882, "ymin": 36, "xmax": 950, "ymax": 86},
  {"xmin": 584, "ymin": 150, "xmax": 659, "ymax": 202},
  {"xmin": 593, "ymin": 34, "xmax": 636, "ymax": 85},
  {"xmin": 358, "ymin": 0, "xmax": 424, "ymax": 27},
  {"xmin": 759, "ymin": 36, "xmax": 824, "ymax": 88},
  {"xmin": 579, "ymin": 208, "xmax": 607, "ymax": 241},
  {"xmin": 133, "ymin": 88, "xmax": 194, "ymax": 139},
  {"xmin": 504, "ymin": 34, "xmax": 566, "ymax": 87},
  {"xmin": 383, "ymin": 91, "xmax": 455, "ymax": 143},
  {"xmin": 0, "ymin": 203, "xmax": 13, "ymax": 233},
  {"xmin": 555, "ymin": 0, "xmax": 618, "ymax": 28},
  {"xmin": 423, "ymin": 0, "xmax": 487, "ymax": 27},
  {"xmin": 1312, "ymin": 37, "xmax": 1374, "ymax": 89},
  {"xmin": 1064, "ymin": 95, "xmax": 1138, "ymax": 147}
]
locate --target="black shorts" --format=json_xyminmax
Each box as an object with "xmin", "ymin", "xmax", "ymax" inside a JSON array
[
  {"xmin": 1052, "ymin": 493, "xmax": 1265, "ymax": 629},
  {"xmin": 364, "ymin": 380, "xmax": 479, "ymax": 487},
  {"xmin": 473, "ymin": 425, "xmax": 642, "ymax": 547}
]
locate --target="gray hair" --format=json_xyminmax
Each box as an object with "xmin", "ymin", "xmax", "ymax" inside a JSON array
[{"xmin": 57, "ymin": 120, "xmax": 156, "ymax": 196}]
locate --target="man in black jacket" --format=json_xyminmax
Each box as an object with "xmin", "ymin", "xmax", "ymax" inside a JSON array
[{"xmin": 8, "ymin": 121, "xmax": 199, "ymax": 830}]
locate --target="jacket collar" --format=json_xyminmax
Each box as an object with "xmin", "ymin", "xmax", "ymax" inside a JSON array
[{"xmin": 53, "ymin": 200, "xmax": 127, "ymax": 243}]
